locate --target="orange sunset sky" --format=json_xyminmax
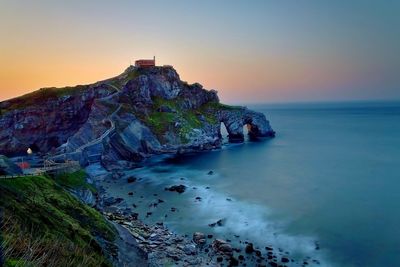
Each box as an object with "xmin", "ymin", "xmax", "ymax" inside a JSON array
[{"xmin": 1, "ymin": 1, "xmax": 399, "ymax": 103}]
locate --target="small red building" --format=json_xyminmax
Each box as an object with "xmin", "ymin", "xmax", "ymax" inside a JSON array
[
  {"xmin": 17, "ymin": 162, "xmax": 30, "ymax": 169},
  {"xmin": 135, "ymin": 56, "xmax": 156, "ymax": 68}
]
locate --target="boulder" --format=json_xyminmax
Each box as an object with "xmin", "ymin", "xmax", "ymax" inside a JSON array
[
  {"xmin": 165, "ymin": 185, "xmax": 187, "ymax": 194},
  {"xmin": 245, "ymin": 243, "xmax": 254, "ymax": 254},
  {"xmin": 193, "ymin": 232, "xmax": 206, "ymax": 245},
  {"xmin": 127, "ymin": 176, "xmax": 137, "ymax": 183},
  {"xmin": 208, "ymin": 218, "xmax": 226, "ymax": 227},
  {"xmin": 212, "ymin": 239, "xmax": 233, "ymax": 256}
]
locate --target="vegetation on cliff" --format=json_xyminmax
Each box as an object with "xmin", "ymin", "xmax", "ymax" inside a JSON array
[
  {"xmin": 0, "ymin": 172, "xmax": 115, "ymax": 267},
  {"xmin": 0, "ymin": 85, "xmax": 91, "ymax": 114},
  {"xmin": 0, "ymin": 65, "xmax": 274, "ymax": 160}
]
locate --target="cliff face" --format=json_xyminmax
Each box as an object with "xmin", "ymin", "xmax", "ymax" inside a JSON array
[
  {"xmin": 0, "ymin": 84, "xmax": 115, "ymax": 155},
  {"xmin": 0, "ymin": 66, "xmax": 274, "ymax": 165},
  {"xmin": 0, "ymin": 155, "xmax": 22, "ymax": 175}
]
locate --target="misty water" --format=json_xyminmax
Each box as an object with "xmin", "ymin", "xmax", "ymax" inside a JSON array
[{"xmin": 99, "ymin": 101, "xmax": 400, "ymax": 266}]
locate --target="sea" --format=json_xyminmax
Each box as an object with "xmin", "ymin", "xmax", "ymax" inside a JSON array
[{"xmin": 98, "ymin": 101, "xmax": 400, "ymax": 266}]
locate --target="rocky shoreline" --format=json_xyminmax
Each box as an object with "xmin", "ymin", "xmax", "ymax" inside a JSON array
[{"xmin": 86, "ymin": 163, "xmax": 322, "ymax": 267}]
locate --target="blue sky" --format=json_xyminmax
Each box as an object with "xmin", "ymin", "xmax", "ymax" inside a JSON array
[{"xmin": 0, "ymin": 0, "xmax": 399, "ymax": 102}]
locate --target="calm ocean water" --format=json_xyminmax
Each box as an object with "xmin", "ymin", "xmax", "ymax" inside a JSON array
[{"xmin": 100, "ymin": 101, "xmax": 400, "ymax": 266}]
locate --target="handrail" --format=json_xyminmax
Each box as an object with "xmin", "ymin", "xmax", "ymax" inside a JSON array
[
  {"xmin": 75, "ymin": 104, "xmax": 121, "ymax": 152},
  {"xmin": 0, "ymin": 173, "xmax": 44, "ymax": 179}
]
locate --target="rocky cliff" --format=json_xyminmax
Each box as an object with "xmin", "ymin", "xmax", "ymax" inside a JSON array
[
  {"xmin": 0, "ymin": 66, "xmax": 274, "ymax": 166},
  {"xmin": 0, "ymin": 155, "xmax": 22, "ymax": 175}
]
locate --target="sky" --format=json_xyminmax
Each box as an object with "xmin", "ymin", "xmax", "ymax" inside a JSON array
[{"xmin": 0, "ymin": 0, "xmax": 399, "ymax": 103}]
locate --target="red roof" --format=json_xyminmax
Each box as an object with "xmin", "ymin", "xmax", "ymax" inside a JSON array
[
  {"xmin": 135, "ymin": 58, "xmax": 155, "ymax": 67},
  {"xmin": 17, "ymin": 162, "xmax": 30, "ymax": 169}
]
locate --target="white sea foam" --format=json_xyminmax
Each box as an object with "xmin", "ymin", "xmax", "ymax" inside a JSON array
[{"xmin": 121, "ymin": 165, "xmax": 334, "ymax": 266}]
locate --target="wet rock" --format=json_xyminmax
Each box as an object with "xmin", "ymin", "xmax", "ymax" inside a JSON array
[
  {"xmin": 207, "ymin": 171, "xmax": 214, "ymax": 175},
  {"xmin": 195, "ymin": 196, "xmax": 202, "ymax": 201},
  {"xmin": 207, "ymin": 234, "xmax": 213, "ymax": 239},
  {"xmin": 229, "ymin": 256, "xmax": 239, "ymax": 266},
  {"xmin": 208, "ymin": 218, "xmax": 226, "ymax": 227},
  {"xmin": 183, "ymin": 244, "xmax": 197, "ymax": 255},
  {"xmin": 112, "ymin": 172, "xmax": 124, "ymax": 180},
  {"xmin": 238, "ymin": 255, "xmax": 245, "ymax": 261},
  {"xmin": 212, "ymin": 239, "xmax": 233, "ymax": 256},
  {"xmin": 131, "ymin": 213, "xmax": 138, "ymax": 220},
  {"xmin": 193, "ymin": 232, "xmax": 206, "ymax": 245},
  {"xmin": 265, "ymin": 246, "xmax": 273, "ymax": 251},
  {"xmin": 282, "ymin": 257, "xmax": 289, "ymax": 263},
  {"xmin": 233, "ymin": 248, "xmax": 241, "ymax": 253},
  {"xmin": 127, "ymin": 176, "xmax": 137, "ymax": 183},
  {"xmin": 245, "ymin": 243, "xmax": 254, "ymax": 254},
  {"xmin": 165, "ymin": 184, "xmax": 187, "ymax": 193},
  {"xmin": 128, "ymin": 192, "xmax": 133, "ymax": 196},
  {"xmin": 103, "ymin": 196, "xmax": 124, "ymax": 206},
  {"xmin": 148, "ymin": 202, "xmax": 158, "ymax": 208}
]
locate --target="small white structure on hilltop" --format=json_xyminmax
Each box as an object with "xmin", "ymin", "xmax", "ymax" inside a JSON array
[{"xmin": 27, "ymin": 148, "xmax": 33, "ymax": 155}]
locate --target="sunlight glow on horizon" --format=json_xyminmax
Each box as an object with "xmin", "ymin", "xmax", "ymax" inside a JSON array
[{"xmin": 0, "ymin": 0, "xmax": 399, "ymax": 103}]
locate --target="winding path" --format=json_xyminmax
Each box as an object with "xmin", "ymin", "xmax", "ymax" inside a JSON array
[{"xmin": 75, "ymin": 104, "xmax": 121, "ymax": 152}]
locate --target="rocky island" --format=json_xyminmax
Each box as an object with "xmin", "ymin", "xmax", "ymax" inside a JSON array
[
  {"xmin": 0, "ymin": 65, "xmax": 284, "ymax": 267},
  {"xmin": 0, "ymin": 65, "xmax": 274, "ymax": 166}
]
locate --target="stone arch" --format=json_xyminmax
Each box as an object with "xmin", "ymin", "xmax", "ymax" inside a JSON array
[
  {"xmin": 219, "ymin": 109, "xmax": 275, "ymax": 143},
  {"xmin": 243, "ymin": 117, "xmax": 262, "ymax": 140},
  {"xmin": 219, "ymin": 121, "xmax": 229, "ymax": 141}
]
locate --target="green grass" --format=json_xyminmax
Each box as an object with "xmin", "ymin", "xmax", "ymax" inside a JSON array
[
  {"xmin": 4, "ymin": 259, "xmax": 26, "ymax": 267},
  {"xmin": 201, "ymin": 101, "xmax": 243, "ymax": 111},
  {"xmin": 134, "ymin": 97, "xmax": 242, "ymax": 144},
  {"xmin": 146, "ymin": 111, "xmax": 176, "ymax": 136},
  {"xmin": 152, "ymin": 96, "xmax": 180, "ymax": 110},
  {"xmin": 1, "ymin": 85, "xmax": 90, "ymax": 113},
  {"xmin": 0, "ymin": 173, "xmax": 115, "ymax": 266},
  {"xmin": 144, "ymin": 96, "xmax": 212, "ymax": 143},
  {"xmin": 55, "ymin": 170, "xmax": 97, "ymax": 193}
]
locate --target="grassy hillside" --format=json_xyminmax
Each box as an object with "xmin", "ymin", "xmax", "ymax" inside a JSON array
[
  {"xmin": 0, "ymin": 85, "xmax": 90, "ymax": 113},
  {"xmin": 0, "ymin": 172, "xmax": 116, "ymax": 267}
]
